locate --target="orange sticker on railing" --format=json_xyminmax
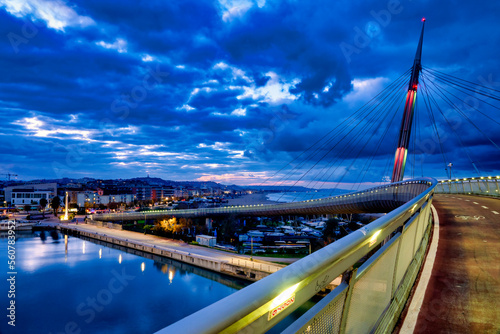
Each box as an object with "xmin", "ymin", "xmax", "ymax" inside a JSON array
[{"xmin": 268, "ymin": 295, "xmax": 295, "ymax": 320}]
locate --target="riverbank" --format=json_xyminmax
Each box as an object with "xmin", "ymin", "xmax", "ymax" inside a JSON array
[
  {"xmin": 58, "ymin": 222, "xmax": 285, "ymax": 281},
  {"xmin": 37, "ymin": 216, "xmax": 303, "ymax": 265}
]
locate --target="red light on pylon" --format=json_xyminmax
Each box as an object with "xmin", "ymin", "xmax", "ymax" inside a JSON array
[{"xmin": 422, "ymin": 17, "xmax": 426, "ymax": 22}]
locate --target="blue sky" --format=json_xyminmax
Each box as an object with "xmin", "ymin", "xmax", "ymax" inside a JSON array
[{"xmin": 1, "ymin": 0, "xmax": 499, "ymax": 186}]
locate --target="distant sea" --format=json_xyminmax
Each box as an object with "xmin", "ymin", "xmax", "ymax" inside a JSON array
[{"xmin": 266, "ymin": 189, "xmax": 348, "ymax": 203}]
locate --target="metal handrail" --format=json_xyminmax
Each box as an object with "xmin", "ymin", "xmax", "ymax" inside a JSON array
[
  {"xmin": 156, "ymin": 177, "xmax": 437, "ymax": 334},
  {"xmin": 435, "ymin": 176, "xmax": 500, "ymax": 197}
]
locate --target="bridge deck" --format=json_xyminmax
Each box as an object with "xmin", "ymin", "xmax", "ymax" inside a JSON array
[{"xmin": 414, "ymin": 194, "xmax": 500, "ymax": 333}]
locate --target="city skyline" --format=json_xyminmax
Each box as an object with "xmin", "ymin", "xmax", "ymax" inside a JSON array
[{"xmin": 1, "ymin": 0, "xmax": 499, "ymax": 186}]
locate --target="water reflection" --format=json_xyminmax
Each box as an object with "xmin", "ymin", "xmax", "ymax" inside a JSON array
[
  {"xmin": 0, "ymin": 231, "xmax": 249, "ymax": 334},
  {"xmin": 153, "ymin": 263, "xmax": 177, "ymax": 284},
  {"xmin": 77, "ymin": 235, "xmax": 250, "ymax": 291},
  {"xmin": 50, "ymin": 230, "xmax": 59, "ymax": 241},
  {"xmin": 169, "ymin": 269, "xmax": 174, "ymax": 284},
  {"xmin": 64, "ymin": 234, "xmax": 68, "ymax": 262}
]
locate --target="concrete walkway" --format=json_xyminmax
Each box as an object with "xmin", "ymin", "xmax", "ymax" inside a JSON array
[
  {"xmin": 37, "ymin": 214, "xmax": 301, "ymax": 264},
  {"xmin": 57, "ymin": 222, "xmax": 282, "ymax": 265},
  {"xmin": 43, "ymin": 219, "xmax": 295, "ymax": 275},
  {"xmin": 411, "ymin": 195, "xmax": 500, "ymax": 333}
]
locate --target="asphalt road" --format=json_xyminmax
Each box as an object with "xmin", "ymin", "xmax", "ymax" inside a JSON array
[{"xmin": 414, "ymin": 194, "xmax": 500, "ymax": 333}]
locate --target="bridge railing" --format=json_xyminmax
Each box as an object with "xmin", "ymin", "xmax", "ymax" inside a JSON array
[
  {"xmin": 435, "ymin": 176, "xmax": 500, "ymax": 197},
  {"xmin": 156, "ymin": 178, "xmax": 437, "ymax": 334}
]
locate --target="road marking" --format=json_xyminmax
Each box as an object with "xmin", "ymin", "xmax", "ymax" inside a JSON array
[
  {"xmin": 465, "ymin": 200, "xmax": 470, "ymax": 202},
  {"xmin": 455, "ymin": 215, "xmax": 485, "ymax": 221},
  {"xmin": 400, "ymin": 205, "xmax": 440, "ymax": 334},
  {"xmin": 473, "ymin": 202, "xmax": 479, "ymax": 204},
  {"xmin": 493, "ymin": 211, "xmax": 499, "ymax": 215},
  {"xmin": 482, "ymin": 206, "xmax": 489, "ymax": 209}
]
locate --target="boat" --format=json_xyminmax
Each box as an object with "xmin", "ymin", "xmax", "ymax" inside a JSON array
[{"xmin": 0, "ymin": 220, "xmax": 38, "ymax": 231}]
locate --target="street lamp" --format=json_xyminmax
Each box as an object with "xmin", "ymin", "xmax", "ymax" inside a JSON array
[
  {"xmin": 447, "ymin": 163, "xmax": 453, "ymax": 180},
  {"xmin": 250, "ymin": 236, "xmax": 253, "ymax": 261},
  {"xmin": 62, "ymin": 191, "xmax": 69, "ymax": 221}
]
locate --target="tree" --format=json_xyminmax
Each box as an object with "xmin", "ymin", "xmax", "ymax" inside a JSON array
[
  {"xmin": 323, "ymin": 218, "xmax": 341, "ymax": 244},
  {"xmin": 23, "ymin": 204, "xmax": 31, "ymax": 213},
  {"xmin": 348, "ymin": 221, "xmax": 361, "ymax": 232},
  {"xmin": 50, "ymin": 196, "xmax": 61, "ymax": 217},
  {"xmin": 39, "ymin": 198, "xmax": 48, "ymax": 209},
  {"xmin": 351, "ymin": 213, "xmax": 372, "ymax": 224},
  {"xmin": 39, "ymin": 198, "xmax": 48, "ymax": 218},
  {"xmin": 107, "ymin": 202, "xmax": 119, "ymax": 210}
]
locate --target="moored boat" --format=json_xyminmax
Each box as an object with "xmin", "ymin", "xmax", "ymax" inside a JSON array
[{"xmin": 0, "ymin": 220, "xmax": 38, "ymax": 231}]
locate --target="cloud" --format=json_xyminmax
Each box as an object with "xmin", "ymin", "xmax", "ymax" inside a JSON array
[
  {"xmin": 1, "ymin": 0, "xmax": 95, "ymax": 31},
  {"xmin": 96, "ymin": 38, "xmax": 127, "ymax": 53},
  {"xmin": 0, "ymin": 0, "xmax": 499, "ymax": 184}
]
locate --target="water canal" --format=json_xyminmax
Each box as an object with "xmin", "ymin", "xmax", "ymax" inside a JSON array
[
  {"xmin": 1, "ymin": 230, "xmax": 315, "ymax": 333},
  {"xmin": 0, "ymin": 230, "xmax": 250, "ymax": 333}
]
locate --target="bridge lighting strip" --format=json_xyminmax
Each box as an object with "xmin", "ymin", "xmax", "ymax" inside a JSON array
[{"xmin": 439, "ymin": 175, "xmax": 500, "ymax": 183}]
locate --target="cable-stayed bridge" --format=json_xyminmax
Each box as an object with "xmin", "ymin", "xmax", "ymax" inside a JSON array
[
  {"xmin": 92, "ymin": 18, "xmax": 498, "ymax": 224},
  {"xmin": 87, "ymin": 20, "xmax": 500, "ymax": 333}
]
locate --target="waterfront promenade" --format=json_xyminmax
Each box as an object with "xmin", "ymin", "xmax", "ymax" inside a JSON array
[{"xmin": 47, "ymin": 219, "xmax": 287, "ymax": 280}]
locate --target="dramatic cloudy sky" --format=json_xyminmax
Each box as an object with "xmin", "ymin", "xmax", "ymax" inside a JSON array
[{"xmin": 1, "ymin": 0, "xmax": 499, "ymax": 186}]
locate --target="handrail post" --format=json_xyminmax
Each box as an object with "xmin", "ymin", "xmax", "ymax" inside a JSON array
[{"xmin": 339, "ymin": 268, "xmax": 358, "ymax": 334}]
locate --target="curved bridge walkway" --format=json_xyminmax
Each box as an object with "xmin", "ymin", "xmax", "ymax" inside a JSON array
[
  {"xmin": 411, "ymin": 194, "xmax": 500, "ymax": 333},
  {"xmin": 92, "ymin": 178, "xmax": 434, "ymax": 222}
]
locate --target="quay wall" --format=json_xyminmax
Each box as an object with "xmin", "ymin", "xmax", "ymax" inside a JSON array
[{"xmin": 59, "ymin": 225, "xmax": 282, "ymax": 282}]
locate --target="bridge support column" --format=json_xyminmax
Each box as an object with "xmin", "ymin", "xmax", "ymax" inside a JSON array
[{"xmin": 205, "ymin": 218, "xmax": 212, "ymax": 230}]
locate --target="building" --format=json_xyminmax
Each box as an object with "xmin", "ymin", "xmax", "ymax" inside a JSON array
[
  {"xmin": 196, "ymin": 235, "xmax": 217, "ymax": 247},
  {"xmin": 77, "ymin": 192, "xmax": 136, "ymax": 207},
  {"xmin": 133, "ymin": 186, "xmax": 175, "ymax": 201},
  {"xmin": 11, "ymin": 189, "xmax": 52, "ymax": 208},
  {"xmin": 3, "ymin": 182, "xmax": 57, "ymax": 204}
]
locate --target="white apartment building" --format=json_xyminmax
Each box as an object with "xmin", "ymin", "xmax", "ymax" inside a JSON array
[
  {"xmin": 77, "ymin": 192, "xmax": 135, "ymax": 207},
  {"xmin": 12, "ymin": 189, "xmax": 52, "ymax": 208}
]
